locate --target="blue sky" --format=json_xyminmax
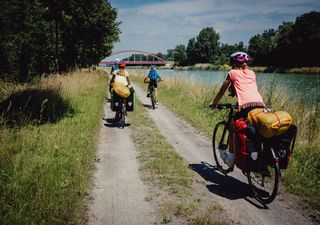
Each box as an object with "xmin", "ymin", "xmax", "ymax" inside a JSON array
[{"xmin": 108, "ymin": 0, "xmax": 320, "ymax": 54}]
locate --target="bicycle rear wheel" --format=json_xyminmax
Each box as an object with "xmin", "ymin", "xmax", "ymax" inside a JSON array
[
  {"xmin": 120, "ymin": 111, "xmax": 125, "ymax": 128},
  {"xmin": 150, "ymin": 92, "xmax": 156, "ymax": 110},
  {"xmin": 212, "ymin": 121, "xmax": 231, "ymax": 173},
  {"xmin": 247, "ymin": 148, "xmax": 280, "ymax": 204}
]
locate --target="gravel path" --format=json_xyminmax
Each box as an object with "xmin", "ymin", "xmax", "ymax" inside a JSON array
[
  {"xmin": 87, "ymin": 99, "xmax": 159, "ymax": 225},
  {"xmin": 132, "ymin": 83, "xmax": 316, "ymax": 225}
]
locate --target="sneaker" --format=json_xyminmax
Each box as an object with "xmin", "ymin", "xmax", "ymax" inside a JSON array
[
  {"xmin": 225, "ymin": 153, "xmax": 235, "ymax": 168},
  {"xmin": 219, "ymin": 149, "xmax": 228, "ymax": 162},
  {"xmin": 147, "ymin": 93, "xmax": 150, "ymax": 97}
]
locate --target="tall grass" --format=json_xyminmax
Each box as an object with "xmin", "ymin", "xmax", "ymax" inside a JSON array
[
  {"xmin": 131, "ymin": 70, "xmax": 320, "ymax": 213},
  {"xmin": 0, "ymin": 70, "xmax": 107, "ymax": 224}
]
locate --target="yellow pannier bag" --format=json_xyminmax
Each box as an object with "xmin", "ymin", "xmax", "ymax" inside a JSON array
[
  {"xmin": 247, "ymin": 108, "xmax": 292, "ymax": 138},
  {"xmin": 113, "ymin": 82, "xmax": 130, "ymax": 98}
]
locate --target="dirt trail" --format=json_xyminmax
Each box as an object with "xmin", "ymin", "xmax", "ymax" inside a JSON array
[
  {"xmin": 132, "ymin": 83, "xmax": 316, "ymax": 225},
  {"xmin": 87, "ymin": 99, "xmax": 159, "ymax": 225}
]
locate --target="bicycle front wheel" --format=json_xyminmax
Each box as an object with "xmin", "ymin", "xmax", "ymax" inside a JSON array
[
  {"xmin": 212, "ymin": 121, "xmax": 230, "ymax": 173},
  {"xmin": 247, "ymin": 148, "xmax": 280, "ymax": 204}
]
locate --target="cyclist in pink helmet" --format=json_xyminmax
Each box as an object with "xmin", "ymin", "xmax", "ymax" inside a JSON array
[{"xmin": 209, "ymin": 52, "xmax": 265, "ymax": 169}]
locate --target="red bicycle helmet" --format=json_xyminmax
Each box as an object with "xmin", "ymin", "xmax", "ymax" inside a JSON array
[{"xmin": 118, "ymin": 61, "xmax": 126, "ymax": 68}]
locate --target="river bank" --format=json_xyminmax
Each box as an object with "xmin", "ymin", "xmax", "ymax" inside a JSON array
[{"xmin": 125, "ymin": 64, "xmax": 320, "ymax": 75}]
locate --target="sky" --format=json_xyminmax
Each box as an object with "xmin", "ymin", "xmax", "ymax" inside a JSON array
[{"xmin": 108, "ymin": 0, "xmax": 320, "ymax": 55}]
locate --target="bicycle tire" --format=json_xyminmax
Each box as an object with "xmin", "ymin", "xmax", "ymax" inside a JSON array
[
  {"xmin": 212, "ymin": 121, "xmax": 231, "ymax": 173},
  {"xmin": 150, "ymin": 92, "xmax": 156, "ymax": 110},
  {"xmin": 120, "ymin": 111, "xmax": 125, "ymax": 128},
  {"xmin": 247, "ymin": 148, "xmax": 280, "ymax": 204}
]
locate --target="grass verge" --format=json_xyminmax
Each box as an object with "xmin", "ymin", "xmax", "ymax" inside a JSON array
[
  {"xmin": 130, "ymin": 99, "xmax": 230, "ymax": 225},
  {"xmin": 130, "ymin": 70, "xmax": 320, "ymax": 218},
  {"xmin": 0, "ymin": 69, "xmax": 107, "ymax": 224}
]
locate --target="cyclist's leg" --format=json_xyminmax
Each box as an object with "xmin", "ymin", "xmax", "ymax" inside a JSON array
[
  {"xmin": 147, "ymin": 83, "xmax": 151, "ymax": 97},
  {"xmin": 224, "ymin": 119, "xmax": 236, "ymax": 167},
  {"xmin": 229, "ymin": 119, "xmax": 235, "ymax": 153},
  {"xmin": 154, "ymin": 82, "xmax": 158, "ymax": 102}
]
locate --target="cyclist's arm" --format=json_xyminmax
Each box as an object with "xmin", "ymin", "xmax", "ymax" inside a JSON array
[
  {"xmin": 143, "ymin": 77, "xmax": 149, "ymax": 83},
  {"xmin": 210, "ymin": 76, "xmax": 231, "ymax": 107},
  {"xmin": 126, "ymin": 76, "xmax": 131, "ymax": 85},
  {"xmin": 110, "ymin": 74, "xmax": 116, "ymax": 86}
]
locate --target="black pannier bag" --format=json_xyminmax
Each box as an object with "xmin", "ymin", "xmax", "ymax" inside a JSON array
[
  {"xmin": 126, "ymin": 88, "xmax": 135, "ymax": 112},
  {"xmin": 111, "ymin": 91, "xmax": 122, "ymax": 112},
  {"xmin": 268, "ymin": 124, "xmax": 297, "ymax": 169},
  {"xmin": 111, "ymin": 87, "xmax": 135, "ymax": 112}
]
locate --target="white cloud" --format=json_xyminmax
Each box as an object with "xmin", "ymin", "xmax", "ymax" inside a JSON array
[{"xmin": 111, "ymin": 0, "xmax": 320, "ymax": 54}]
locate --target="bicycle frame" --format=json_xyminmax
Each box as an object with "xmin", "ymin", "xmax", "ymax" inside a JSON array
[{"xmin": 217, "ymin": 104, "xmax": 235, "ymax": 150}]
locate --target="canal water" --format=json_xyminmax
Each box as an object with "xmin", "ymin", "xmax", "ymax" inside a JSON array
[{"xmin": 131, "ymin": 69, "xmax": 319, "ymax": 102}]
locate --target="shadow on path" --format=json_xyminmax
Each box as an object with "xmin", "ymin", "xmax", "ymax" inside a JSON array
[
  {"xmin": 189, "ymin": 162, "xmax": 268, "ymax": 209},
  {"xmin": 142, "ymin": 103, "xmax": 157, "ymax": 110},
  {"xmin": 104, "ymin": 117, "xmax": 130, "ymax": 128}
]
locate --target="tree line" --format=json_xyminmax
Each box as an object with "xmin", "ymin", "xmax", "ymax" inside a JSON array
[
  {"xmin": 0, "ymin": 0, "xmax": 120, "ymax": 82},
  {"xmin": 168, "ymin": 11, "xmax": 320, "ymax": 68}
]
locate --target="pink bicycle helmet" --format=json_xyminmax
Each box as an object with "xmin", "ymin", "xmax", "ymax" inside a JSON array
[{"xmin": 230, "ymin": 52, "xmax": 252, "ymax": 65}]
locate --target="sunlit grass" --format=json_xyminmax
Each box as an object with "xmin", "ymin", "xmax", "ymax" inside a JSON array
[{"xmin": 0, "ymin": 69, "xmax": 107, "ymax": 224}]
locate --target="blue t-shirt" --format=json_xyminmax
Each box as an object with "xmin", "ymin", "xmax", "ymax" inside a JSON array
[
  {"xmin": 148, "ymin": 69, "xmax": 160, "ymax": 81},
  {"xmin": 112, "ymin": 64, "xmax": 118, "ymax": 71}
]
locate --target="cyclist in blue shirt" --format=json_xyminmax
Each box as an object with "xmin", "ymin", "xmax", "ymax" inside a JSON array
[
  {"xmin": 144, "ymin": 66, "xmax": 162, "ymax": 104},
  {"xmin": 110, "ymin": 58, "xmax": 120, "ymax": 74}
]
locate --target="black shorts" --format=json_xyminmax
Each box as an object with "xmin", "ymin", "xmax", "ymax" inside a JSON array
[
  {"xmin": 148, "ymin": 80, "xmax": 158, "ymax": 89},
  {"xmin": 233, "ymin": 106, "xmax": 264, "ymax": 120}
]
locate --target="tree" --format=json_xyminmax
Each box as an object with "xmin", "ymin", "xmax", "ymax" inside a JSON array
[
  {"xmin": 173, "ymin": 45, "xmax": 187, "ymax": 66},
  {"xmin": 290, "ymin": 11, "xmax": 320, "ymax": 66},
  {"xmin": 273, "ymin": 21, "xmax": 294, "ymax": 67},
  {"xmin": 0, "ymin": 0, "xmax": 120, "ymax": 82},
  {"xmin": 166, "ymin": 49, "xmax": 174, "ymax": 61},
  {"xmin": 186, "ymin": 38, "xmax": 199, "ymax": 65},
  {"xmin": 248, "ymin": 29, "xmax": 277, "ymax": 66},
  {"xmin": 195, "ymin": 27, "xmax": 220, "ymax": 63}
]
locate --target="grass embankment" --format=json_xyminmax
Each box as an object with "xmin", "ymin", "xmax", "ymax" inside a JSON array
[
  {"xmin": 130, "ymin": 101, "xmax": 230, "ymax": 225},
  {"xmin": 0, "ymin": 70, "xmax": 107, "ymax": 224},
  {"xmin": 131, "ymin": 71, "xmax": 320, "ymax": 216}
]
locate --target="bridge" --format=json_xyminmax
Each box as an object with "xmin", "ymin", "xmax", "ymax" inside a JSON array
[{"xmin": 99, "ymin": 50, "xmax": 166, "ymax": 66}]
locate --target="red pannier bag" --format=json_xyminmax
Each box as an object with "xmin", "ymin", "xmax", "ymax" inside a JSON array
[{"xmin": 234, "ymin": 118, "xmax": 261, "ymax": 172}]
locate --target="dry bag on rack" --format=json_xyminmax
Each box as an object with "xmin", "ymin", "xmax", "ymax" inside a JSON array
[
  {"xmin": 113, "ymin": 82, "xmax": 130, "ymax": 98},
  {"xmin": 247, "ymin": 108, "xmax": 292, "ymax": 138}
]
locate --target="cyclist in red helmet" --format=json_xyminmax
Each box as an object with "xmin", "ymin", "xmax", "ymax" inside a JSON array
[
  {"xmin": 110, "ymin": 61, "xmax": 130, "ymax": 87},
  {"xmin": 209, "ymin": 52, "xmax": 265, "ymax": 168}
]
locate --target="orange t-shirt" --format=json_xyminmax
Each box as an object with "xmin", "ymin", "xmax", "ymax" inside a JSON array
[{"xmin": 228, "ymin": 69, "xmax": 265, "ymax": 110}]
